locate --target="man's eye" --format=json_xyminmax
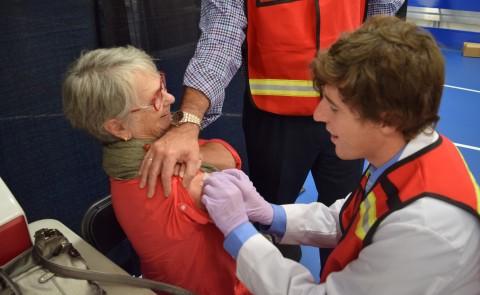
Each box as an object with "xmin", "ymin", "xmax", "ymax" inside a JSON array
[{"xmin": 330, "ymin": 106, "xmax": 338, "ymax": 113}]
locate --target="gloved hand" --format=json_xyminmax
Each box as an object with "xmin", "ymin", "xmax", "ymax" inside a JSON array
[
  {"xmin": 202, "ymin": 172, "xmax": 249, "ymax": 236},
  {"xmin": 221, "ymin": 169, "xmax": 274, "ymax": 225}
]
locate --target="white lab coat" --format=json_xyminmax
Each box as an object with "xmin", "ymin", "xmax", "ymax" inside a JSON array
[{"xmin": 235, "ymin": 132, "xmax": 480, "ymax": 295}]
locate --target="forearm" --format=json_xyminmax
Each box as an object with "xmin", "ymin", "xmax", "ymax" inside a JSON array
[
  {"xmin": 280, "ymin": 200, "xmax": 344, "ymax": 248},
  {"xmin": 367, "ymin": 0, "xmax": 405, "ymax": 16},
  {"xmin": 183, "ymin": 0, "xmax": 246, "ymax": 127},
  {"xmin": 236, "ymin": 234, "xmax": 325, "ymax": 295},
  {"xmin": 181, "ymin": 87, "xmax": 210, "ymax": 121}
]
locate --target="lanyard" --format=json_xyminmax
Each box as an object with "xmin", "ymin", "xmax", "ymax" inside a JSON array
[{"xmin": 365, "ymin": 146, "xmax": 406, "ymax": 194}]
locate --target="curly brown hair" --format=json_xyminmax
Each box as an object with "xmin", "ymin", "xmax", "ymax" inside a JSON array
[{"xmin": 312, "ymin": 16, "xmax": 445, "ymax": 140}]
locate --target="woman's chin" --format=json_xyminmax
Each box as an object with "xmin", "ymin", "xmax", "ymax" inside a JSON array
[
  {"xmin": 153, "ymin": 115, "xmax": 172, "ymax": 138},
  {"xmin": 153, "ymin": 125, "xmax": 171, "ymax": 139}
]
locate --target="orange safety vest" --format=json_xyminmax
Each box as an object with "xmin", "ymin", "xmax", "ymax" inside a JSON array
[
  {"xmin": 247, "ymin": 0, "xmax": 366, "ymax": 116},
  {"xmin": 320, "ymin": 135, "xmax": 480, "ymax": 282}
]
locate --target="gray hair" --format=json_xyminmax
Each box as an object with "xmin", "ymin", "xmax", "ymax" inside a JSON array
[{"xmin": 62, "ymin": 46, "xmax": 157, "ymax": 143}]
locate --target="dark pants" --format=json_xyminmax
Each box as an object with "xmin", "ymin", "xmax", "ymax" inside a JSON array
[{"xmin": 243, "ymin": 96, "xmax": 363, "ymax": 263}]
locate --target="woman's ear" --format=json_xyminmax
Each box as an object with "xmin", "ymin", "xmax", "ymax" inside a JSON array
[{"xmin": 103, "ymin": 118, "xmax": 131, "ymax": 141}]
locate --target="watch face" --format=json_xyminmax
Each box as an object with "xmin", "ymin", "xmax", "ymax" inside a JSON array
[
  {"xmin": 172, "ymin": 111, "xmax": 183, "ymax": 125},
  {"xmin": 171, "ymin": 111, "xmax": 200, "ymax": 127}
]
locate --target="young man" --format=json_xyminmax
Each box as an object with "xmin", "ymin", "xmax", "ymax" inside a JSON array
[{"xmin": 201, "ymin": 16, "xmax": 480, "ymax": 294}]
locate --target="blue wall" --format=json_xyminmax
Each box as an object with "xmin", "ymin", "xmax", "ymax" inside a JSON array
[{"xmin": 0, "ymin": 1, "xmax": 246, "ymax": 234}]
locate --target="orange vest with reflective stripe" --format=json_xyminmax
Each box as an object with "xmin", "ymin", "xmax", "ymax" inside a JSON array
[
  {"xmin": 247, "ymin": 0, "xmax": 366, "ymax": 115},
  {"xmin": 320, "ymin": 135, "xmax": 480, "ymax": 282}
]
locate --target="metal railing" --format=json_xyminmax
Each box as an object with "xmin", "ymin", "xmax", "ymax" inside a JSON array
[{"xmin": 407, "ymin": 6, "xmax": 480, "ymax": 32}]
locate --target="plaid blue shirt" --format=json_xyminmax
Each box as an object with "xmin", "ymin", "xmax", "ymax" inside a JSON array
[{"xmin": 184, "ymin": 0, "xmax": 405, "ymax": 127}]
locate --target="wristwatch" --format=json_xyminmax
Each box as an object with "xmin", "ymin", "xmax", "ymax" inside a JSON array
[{"xmin": 171, "ymin": 111, "xmax": 201, "ymax": 127}]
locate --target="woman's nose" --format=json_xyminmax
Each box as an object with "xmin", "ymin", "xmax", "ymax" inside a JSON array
[{"xmin": 163, "ymin": 91, "xmax": 175, "ymax": 105}]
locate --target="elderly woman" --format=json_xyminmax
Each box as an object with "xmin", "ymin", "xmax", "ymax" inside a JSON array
[{"xmin": 62, "ymin": 46, "xmax": 249, "ymax": 295}]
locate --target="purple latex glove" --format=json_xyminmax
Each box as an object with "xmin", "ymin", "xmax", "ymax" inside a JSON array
[
  {"xmin": 221, "ymin": 169, "xmax": 274, "ymax": 225},
  {"xmin": 202, "ymin": 172, "xmax": 249, "ymax": 236}
]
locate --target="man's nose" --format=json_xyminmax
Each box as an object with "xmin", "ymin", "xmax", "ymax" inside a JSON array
[{"xmin": 313, "ymin": 99, "xmax": 327, "ymax": 122}]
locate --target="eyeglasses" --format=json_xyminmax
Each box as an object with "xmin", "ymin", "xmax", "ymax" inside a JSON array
[{"xmin": 130, "ymin": 71, "xmax": 167, "ymax": 113}]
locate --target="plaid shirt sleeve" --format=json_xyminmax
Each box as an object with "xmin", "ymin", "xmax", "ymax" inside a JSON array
[
  {"xmin": 367, "ymin": 0, "xmax": 406, "ymax": 17},
  {"xmin": 183, "ymin": 0, "xmax": 247, "ymax": 128}
]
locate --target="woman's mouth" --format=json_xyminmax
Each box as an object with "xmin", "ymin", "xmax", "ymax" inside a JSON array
[{"xmin": 160, "ymin": 112, "xmax": 171, "ymax": 119}]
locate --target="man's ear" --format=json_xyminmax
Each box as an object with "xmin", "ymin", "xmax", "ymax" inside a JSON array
[
  {"xmin": 380, "ymin": 124, "xmax": 397, "ymax": 136},
  {"xmin": 378, "ymin": 112, "xmax": 399, "ymax": 136},
  {"xmin": 103, "ymin": 118, "xmax": 131, "ymax": 141}
]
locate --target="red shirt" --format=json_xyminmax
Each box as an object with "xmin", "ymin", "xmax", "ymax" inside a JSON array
[{"xmin": 110, "ymin": 139, "xmax": 249, "ymax": 294}]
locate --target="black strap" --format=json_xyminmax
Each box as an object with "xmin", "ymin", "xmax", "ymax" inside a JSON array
[
  {"xmin": 32, "ymin": 245, "xmax": 193, "ymax": 295},
  {"xmin": 363, "ymin": 0, "xmax": 369, "ymax": 21},
  {"xmin": 314, "ymin": 0, "xmax": 320, "ymax": 50},
  {"xmin": 0, "ymin": 268, "xmax": 22, "ymax": 295}
]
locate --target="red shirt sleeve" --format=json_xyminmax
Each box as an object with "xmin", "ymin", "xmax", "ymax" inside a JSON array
[{"xmin": 198, "ymin": 138, "xmax": 242, "ymax": 169}]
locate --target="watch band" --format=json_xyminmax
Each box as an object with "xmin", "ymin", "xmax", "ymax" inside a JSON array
[{"xmin": 172, "ymin": 111, "xmax": 201, "ymax": 127}]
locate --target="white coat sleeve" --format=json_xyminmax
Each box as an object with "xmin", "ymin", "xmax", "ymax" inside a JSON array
[
  {"xmin": 279, "ymin": 198, "xmax": 346, "ymax": 248},
  {"xmin": 234, "ymin": 198, "xmax": 480, "ymax": 295}
]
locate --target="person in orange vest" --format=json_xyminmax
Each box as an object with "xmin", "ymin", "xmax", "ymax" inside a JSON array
[
  {"xmin": 138, "ymin": 0, "xmax": 405, "ymax": 263},
  {"xmin": 201, "ymin": 16, "xmax": 480, "ymax": 294}
]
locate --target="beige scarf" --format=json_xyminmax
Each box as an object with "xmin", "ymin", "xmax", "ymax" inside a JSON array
[
  {"xmin": 102, "ymin": 139, "xmax": 218, "ymax": 180},
  {"xmin": 102, "ymin": 139, "xmax": 153, "ymax": 180}
]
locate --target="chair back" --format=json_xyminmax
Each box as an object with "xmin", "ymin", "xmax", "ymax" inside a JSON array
[
  {"xmin": 81, "ymin": 195, "xmax": 126, "ymax": 253},
  {"xmin": 81, "ymin": 195, "xmax": 140, "ymax": 275}
]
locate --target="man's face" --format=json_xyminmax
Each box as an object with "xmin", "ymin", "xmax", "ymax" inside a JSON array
[{"xmin": 313, "ymin": 85, "xmax": 385, "ymax": 165}]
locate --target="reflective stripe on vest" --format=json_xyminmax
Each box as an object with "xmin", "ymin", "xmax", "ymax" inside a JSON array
[
  {"xmin": 457, "ymin": 146, "xmax": 480, "ymax": 213},
  {"xmin": 474, "ymin": 179, "xmax": 480, "ymax": 214},
  {"xmin": 354, "ymin": 191, "xmax": 377, "ymax": 240},
  {"xmin": 246, "ymin": 0, "xmax": 366, "ymax": 116},
  {"xmin": 249, "ymin": 79, "xmax": 318, "ymax": 98}
]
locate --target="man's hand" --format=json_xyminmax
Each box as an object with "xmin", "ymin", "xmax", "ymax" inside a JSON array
[
  {"xmin": 139, "ymin": 124, "xmax": 200, "ymax": 197},
  {"xmin": 222, "ymin": 169, "xmax": 274, "ymax": 225},
  {"xmin": 202, "ymin": 172, "xmax": 249, "ymax": 236},
  {"xmin": 139, "ymin": 87, "xmax": 209, "ymax": 197}
]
